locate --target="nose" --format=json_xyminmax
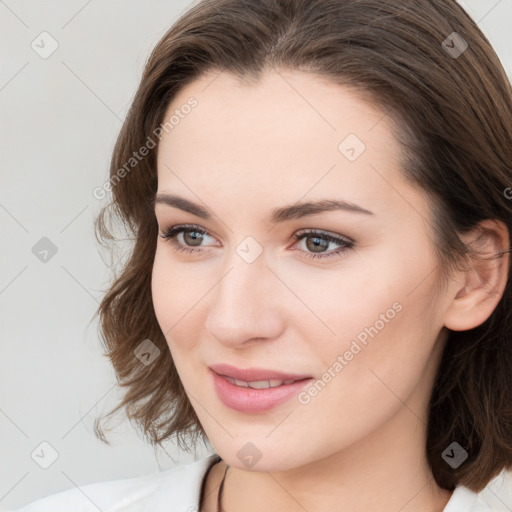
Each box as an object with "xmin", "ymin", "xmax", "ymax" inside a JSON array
[{"xmin": 204, "ymin": 253, "xmax": 285, "ymax": 348}]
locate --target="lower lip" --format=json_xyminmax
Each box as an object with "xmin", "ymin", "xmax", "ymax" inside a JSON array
[{"xmin": 211, "ymin": 370, "xmax": 314, "ymax": 413}]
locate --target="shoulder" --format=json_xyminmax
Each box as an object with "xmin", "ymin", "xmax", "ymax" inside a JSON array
[
  {"xmin": 444, "ymin": 467, "xmax": 512, "ymax": 511},
  {"xmin": 13, "ymin": 453, "xmax": 221, "ymax": 512}
]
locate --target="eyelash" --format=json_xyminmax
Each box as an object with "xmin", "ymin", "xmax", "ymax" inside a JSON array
[{"xmin": 158, "ymin": 224, "xmax": 354, "ymax": 260}]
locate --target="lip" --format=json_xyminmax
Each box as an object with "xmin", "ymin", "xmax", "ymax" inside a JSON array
[
  {"xmin": 209, "ymin": 365, "xmax": 314, "ymax": 413},
  {"xmin": 209, "ymin": 363, "xmax": 312, "ymax": 382}
]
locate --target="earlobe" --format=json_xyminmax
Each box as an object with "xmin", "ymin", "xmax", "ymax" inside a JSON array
[{"xmin": 443, "ymin": 219, "xmax": 510, "ymax": 332}]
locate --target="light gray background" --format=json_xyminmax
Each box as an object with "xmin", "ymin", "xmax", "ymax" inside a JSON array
[{"xmin": 1, "ymin": 0, "xmax": 511, "ymax": 509}]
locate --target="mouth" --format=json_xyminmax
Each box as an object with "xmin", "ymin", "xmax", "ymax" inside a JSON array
[
  {"xmin": 209, "ymin": 364, "xmax": 314, "ymax": 413},
  {"xmin": 222, "ymin": 375, "xmax": 303, "ymax": 389},
  {"xmin": 209, "ymin": 362, "xmax": 313, "ymax": 382}
]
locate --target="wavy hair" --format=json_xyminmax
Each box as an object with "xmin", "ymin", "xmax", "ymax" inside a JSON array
[{"xmin": 93, "ymin": 0, "xmax": 512, "ymax": 492}]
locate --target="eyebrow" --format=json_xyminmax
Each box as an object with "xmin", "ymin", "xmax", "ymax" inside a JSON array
[{"xmin": 153, "ymin": 193, "xmax": 374, "ymax": 223}]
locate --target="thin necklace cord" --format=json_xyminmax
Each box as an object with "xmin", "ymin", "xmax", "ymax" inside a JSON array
[{"xmin": 216, "ymin": 463, "xmax": 229, "ymax": 512}]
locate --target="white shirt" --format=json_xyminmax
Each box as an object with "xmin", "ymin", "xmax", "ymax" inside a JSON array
[{"xmin": 10, "ymin": 453, "xmax": 512, "ymax": 511}]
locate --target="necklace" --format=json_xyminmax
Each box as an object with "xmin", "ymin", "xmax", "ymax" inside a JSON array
[{"xmin": 216, "ymin": 463, "xmax": 229, "ymax": 512}]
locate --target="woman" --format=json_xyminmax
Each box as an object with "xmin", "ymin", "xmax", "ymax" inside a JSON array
[{"xmin": 15, "ymin": 0, "xmax": 512, "ymax": 511}]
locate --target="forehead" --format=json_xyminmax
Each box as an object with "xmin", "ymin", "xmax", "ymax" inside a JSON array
[
  {"xmin": 160, "ymin": 68, "xmax": 389, "ymax": 157},
  {"xmin": 155, "ymin": 69, "xmax": 424, "ymax": 220}
]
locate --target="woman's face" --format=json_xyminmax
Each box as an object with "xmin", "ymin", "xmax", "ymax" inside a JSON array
[{"xmin": 152, "ymin": 69, "xmax": 454, "ymax": 471}]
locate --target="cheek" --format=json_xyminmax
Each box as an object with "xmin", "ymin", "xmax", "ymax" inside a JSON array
[
  {"xmin": 304, "ymin": 253, "xmax": 442, "ymax": 422},
  {"xmin": 272, "ymin": 255, "xmax": 395, "ymax": 365},
  {"xmin": 298, "ymin": 240, "xmax": 438, "ymax": 373},
  {"xmin": 151, "ymin": 248, "xmax": 208, "ymax": 351}
]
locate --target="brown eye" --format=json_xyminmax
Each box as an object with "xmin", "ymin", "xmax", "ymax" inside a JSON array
[
  {"xmin": 159, "ymin": 224, "xmax": 217, "ymax": 254},
  {"xmin": 305, "ymin": 234, "xmax": 330, "ymax": 253},
  {"xmin": 292, "ymin": 230, "xmax": 354, "ymax": 260},
  {"xmin": 182, "ymin": 230, "xmax": 205, "ymax": 246}
]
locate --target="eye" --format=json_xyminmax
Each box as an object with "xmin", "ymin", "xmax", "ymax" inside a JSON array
[
  {"xmin": 290, "ymin": 229, "xmax": 354, "ymax": 260},
  {"xmin": 158, "ymin": 224, "xmax": 218, "ymax": 255},
  {"xmin": 159, "ymin": 224, "xmax": 354, "ymax": 260}
]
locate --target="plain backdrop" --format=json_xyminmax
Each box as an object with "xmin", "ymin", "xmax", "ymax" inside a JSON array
[{"xmin": 1, "ymin": 0, "xmax": 511, "ymax": 509}]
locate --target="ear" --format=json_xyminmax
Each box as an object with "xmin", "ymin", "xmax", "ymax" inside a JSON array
[{"xmin": 443, "ymin": 219, "xmax": 510, "ymax": 332}]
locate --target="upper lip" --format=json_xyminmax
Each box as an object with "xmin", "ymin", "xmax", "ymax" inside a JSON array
[{"xmin": 209, "ymin": 363, "xmax": 313, "ymax": 382}]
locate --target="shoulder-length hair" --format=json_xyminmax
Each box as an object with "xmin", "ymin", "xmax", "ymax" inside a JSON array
[{"xmin": 93, "ymin": 0, "xmax": 512, "ymax": 492}]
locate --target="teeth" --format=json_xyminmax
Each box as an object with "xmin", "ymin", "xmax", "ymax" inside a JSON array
[
  {"xmin": 224, "ymin": 377, "xmax": 297, "ymax": 388},
  {"xmin": 248, "ymin": 380, "xmax": 274, "ymax": 389}
]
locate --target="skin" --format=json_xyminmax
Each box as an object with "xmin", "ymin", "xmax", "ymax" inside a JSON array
[{"xmin": 151, "ymin": 68, "xmax": 509, "ymax": 512}]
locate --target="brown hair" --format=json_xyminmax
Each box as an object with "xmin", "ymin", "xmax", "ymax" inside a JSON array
[{"xmin": 93, "ymin": 0, "xmax": 512, "ymax": 492}]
